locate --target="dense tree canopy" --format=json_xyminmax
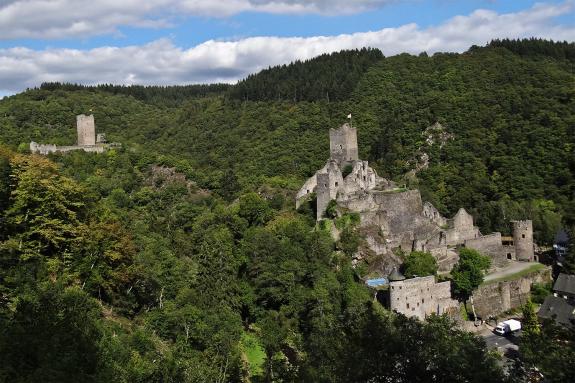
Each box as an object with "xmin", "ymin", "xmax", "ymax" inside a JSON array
[{"xmin": 0, "ymin": 39, "xmax": 573, "ymax": 381}]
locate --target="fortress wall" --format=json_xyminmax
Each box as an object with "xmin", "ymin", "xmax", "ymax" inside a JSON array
[
  {"xmin": 445, "ymin": 208, "xmax": 480, "ymax": 246},
  {"xmin": 423, "ymin": 202, "xmax": 447, "ymax": 227},
  {"xmin": 342, "ymin": 160, "xmax": 377, "ymax": 194},
  {"xmin": 472, "ymin": 267, "xmax": 551, "ymax": 318},
  {"xmin": 339, "ymin": 189, "xmax": 423, "ymax": 233},
  {"xmin": 30, "ymin": 142, "xmax": 105, "ymax": 155},
  {"xmin": 465, "ymin": 233, "xmax": 508, "ymax": 267}
]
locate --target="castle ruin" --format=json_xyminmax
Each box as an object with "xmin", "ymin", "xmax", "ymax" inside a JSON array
[
  {"xmin": 388, "ymin": 274, "xmax": 459, "ymax": 321},
  {"xmin": 297, "ymin": 123, "xmax": 538, "ymax": 319},
  {"xmin": 297, "ymin": 123, "xmax": 535, "ymax": 272},
  {"xmin": 30, "ymin": 114, "xmax": 116, "ymax": 155}
]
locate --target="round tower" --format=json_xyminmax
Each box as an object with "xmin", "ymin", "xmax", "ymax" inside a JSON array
[{"xmin": 512, "ymin": 220, "xmax": 534, "ymax": 261}]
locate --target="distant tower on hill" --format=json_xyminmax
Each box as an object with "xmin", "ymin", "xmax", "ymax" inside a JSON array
[
  {"xmin": 329, "ymin": 123, "xmax": 358, "ymax": 165},
  {"xmin": 76, "ymin": 114, "xmax": 96, "ymax": 146},
  {"xmin": 513, "ymin": 220, "xmax": 534, "ymax": 261}
]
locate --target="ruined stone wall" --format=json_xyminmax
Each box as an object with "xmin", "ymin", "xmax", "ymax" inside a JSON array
[
  {"xmin": 295, "ymin": 163, "xmax": 328, "ymax": 208},
  {"xmin": 76, "ymin": 114, "xmax": 96, "ymax": 146},
  {"xmin": 342, "ymin": 160, "xmax": 378, "ymax": 194},
  {"xmin": 472, "ymin": 267, "xmax": 551, "ymax": 319},
  {"xmin": 329, "ymin": 123, "xmax": 358, "ymax": 164},
  {"xmin": 339, "ymin": 190, "xmax": 424, "ymax": 234},
  {"xmin": 315, "ymin": 161, "xmax": 343, "ymax": 220},
  {"xmin": 465, "ymin": 233, "xmax": 508, "ymax": 267},
  {"xmin": 423, "ymin": 202, "xmax": 447, "ymax": 227},
  {"xmin": 445, "ymin": 208, "xmax": 480, "ymax": 246},
  {"xmin": 389, "ymin": 276, "xmax": 459, "ymax": 320},
  {"xmin": 513, "ymin": 220, "xmax": 534, "ymax": 262},
  {"xmin": 30, "ymin": 142, "xmax": 105, "ymax": 155},
  {"xmin": 429, "ymin": 246, "xmax": 459, "ymax": 273}
]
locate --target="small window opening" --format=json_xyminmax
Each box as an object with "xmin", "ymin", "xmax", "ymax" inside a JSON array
[
  {"xmin": 406, "ymin": 303, "xmax": 410, "ymax": 309},
  {"xmin": 507, "ymin": 253, "xmax": 512, "ymax": 260},
  {"xmin": 522, "ymin": 234, "xmax": 526, "ymax": 239},
  {"xmin": 335, "ymin": 182, "xmax": 338, "ymax": 187}
]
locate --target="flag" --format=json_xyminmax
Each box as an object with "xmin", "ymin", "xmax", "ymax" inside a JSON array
[{"xmin": 347, "ymin": 113, "xmax": 352, "ymax": 119}]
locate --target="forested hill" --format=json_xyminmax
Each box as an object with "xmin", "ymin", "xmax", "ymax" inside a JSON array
[
  {"xmin": 1, "ymin": 39, "xmax": 573, "ymax": 239},
  {"xmin": 0, "ymin": 39, "xmax": 574, "ymax": 382}
]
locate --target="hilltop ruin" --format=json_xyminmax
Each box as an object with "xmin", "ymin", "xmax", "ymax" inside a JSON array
[{"xmin": 30, "ymin": 114, "xmax": 117, "ymax": 155}]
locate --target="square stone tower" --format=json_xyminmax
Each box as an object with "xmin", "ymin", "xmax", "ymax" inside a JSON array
[
  {"xmin": 76, "ymin": 114, "xmax": 96, "ymax": 146},
  {"xmin": 329, "ymin": 123, "xmax": 358, "ymax": 165}
]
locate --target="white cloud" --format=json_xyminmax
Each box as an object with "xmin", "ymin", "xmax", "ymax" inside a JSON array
[
  {"xmin": 0, "ymin": 0, "xmax": 396, "ymax": 39},
  {"xmin": 0, "ymin": 1, "xmax": 574, "ymax": 93}
]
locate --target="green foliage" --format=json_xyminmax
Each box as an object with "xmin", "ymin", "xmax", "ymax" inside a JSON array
[
  {"xmin": 324, "ymin": 199, "xmax": 338, "ymax": 218},
  {"xmin": 342, "ymin": 163, "xmax": 353, "ymax": 178},
  {"xmin": 521, "ymin": 298, "xmax": 541, "ymax": 337},
  {"xmin": 401, "ymin": 251, "xmax": 438, "ymax": 278},
  {"xmin": 334, "ymin": 212, "xmax": 360, "ymax": 230},
  {"xmin": 563, "ymin": 226, "xmax": 575, "ymax": 274},
  {"xmin": 238, "ymin": 192, "xmax": 273, "ymax": 226},
  {"xmin": 519, "ymin": 319, "xmax": 575, "ymax": 382},
  {"xmin": 229, "ymin": 48, "xmax": 383, "ymax": 102},
  {"xmin": 0, "ymin": 284, "xmax": 103, "ymax": 383},
  {"xmin": 241, "ymin": 332, "xmax": 265, "ymax": 378},
  {"xmin": 530, "ymin": 281, "xmax": 552, "ymax": 304},
  {"xmin": 0, "ymin": 39, "xmax": 572, "ymax": 381},
  {"xmin": 338, "ymin": 227, "xmax": 360, "ymax": 257},
  {"xmin": 450, "ymin": 248, "xmax": 491, "ymax": 302}
]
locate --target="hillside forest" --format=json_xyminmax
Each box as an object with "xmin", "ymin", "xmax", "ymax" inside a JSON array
[{"xmin": 0, "ymin": 39, "xmax": 574, "ymax": 382}]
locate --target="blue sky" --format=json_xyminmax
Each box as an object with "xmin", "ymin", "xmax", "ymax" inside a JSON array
[{"xmin": 0, "ymin": 0, "xmax": 574, "ymax": 96}]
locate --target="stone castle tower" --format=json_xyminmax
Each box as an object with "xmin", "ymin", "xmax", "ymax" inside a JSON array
[
  {"xmin": 329, "ymin": 123, "xmax": 358, "ymax": 165},
  {"xmin": 76, "ymin": 114, "xmax": 96, "ymax": 146},
  {"xmin": 513, "ymin": 220, "xmax": 534, "ymax": 261}
]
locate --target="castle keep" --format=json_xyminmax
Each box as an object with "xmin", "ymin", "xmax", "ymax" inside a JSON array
[
  {"xmin": 76, "ymin": 114, "xmax": 96, "ymax": 146},
  {"xmin": 30, "ymin": 114, "xmax": 115, "ymax": 155}
]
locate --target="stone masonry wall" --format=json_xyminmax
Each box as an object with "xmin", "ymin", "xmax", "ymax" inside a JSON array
[
  {"xmin": 472, "ymin": 267, "xmax": 551, "ymax": 319},
  {"xmin": 389, "ymin": 276, "xmax": 459, "ymax": 320},
  {"xmin": 329, "ymin": 123, "xmax": 358, "ymax": 164},
  {"xmin": 465, "ymin": 233, "xmax": 508, "ymax": 267},
  {"xmin": 77, "ymin": 114, "xmax": 96, "ymax": 146}
]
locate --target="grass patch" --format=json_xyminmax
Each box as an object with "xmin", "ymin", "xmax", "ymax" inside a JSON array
[
  {"xmin": 317, "ymin": 219, "xmax": 332, "ymax": 232},
  {"xmin": 334, "ymin": 212, "xmax": 360, "ymax": 230},
  {"xmin": 460, "ymin": 303, "xmax": 469, "ymax": 321},
  {"xmin": 483, "ymin": 263, "xmax": 546, "ymax": 285},
  {"xmin": 241, "ymin": 332, "xmax": 265, "ymax": 378}
]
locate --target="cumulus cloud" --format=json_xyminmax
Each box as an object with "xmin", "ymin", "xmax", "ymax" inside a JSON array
[
  {"xmin": 0, "ymin": 0, "xmax": 396, "ymax": 39},
  {"xmin": 0, "ymin": 1, "xmax": 574, "ymax": 93}
]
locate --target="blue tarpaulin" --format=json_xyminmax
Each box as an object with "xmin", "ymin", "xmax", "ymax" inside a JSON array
[{"xmin": 366, "ymin": 278, "xmax": 388, "ymax": 287}]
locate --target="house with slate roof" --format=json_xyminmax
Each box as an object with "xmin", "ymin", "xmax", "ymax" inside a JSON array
[{"xmin": 538, "ymin": 273, "xmax": 575, "ymax": 328}]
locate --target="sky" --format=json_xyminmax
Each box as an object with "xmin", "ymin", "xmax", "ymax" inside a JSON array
[{"xmin": 0, "ymin": 0, "xmax": 574, "ymax": 96}]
